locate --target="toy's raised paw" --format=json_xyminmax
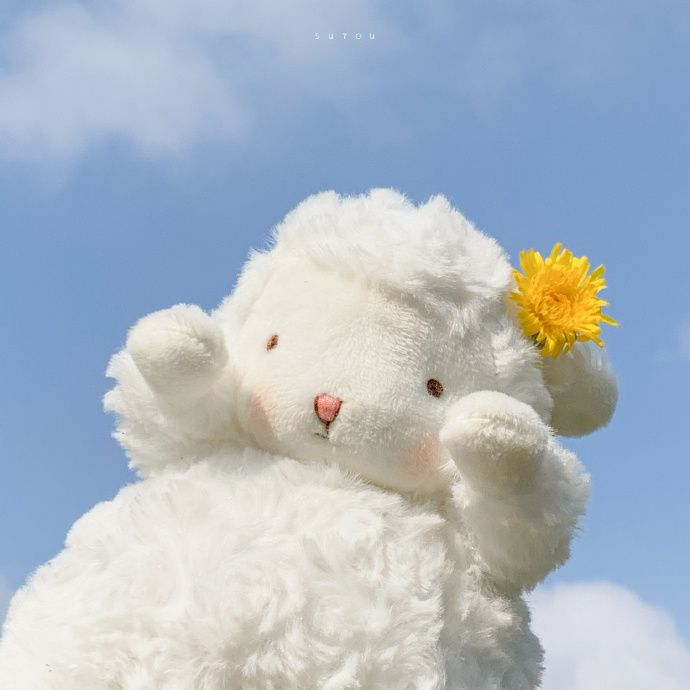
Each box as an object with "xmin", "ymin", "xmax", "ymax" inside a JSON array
[
  {"xmin": 127, "ymin": 304, "xmax": 228, "ymax": 400},
  {"xmin": 440, "ymin": 391, "xmax": 551, "ymax": 489}
]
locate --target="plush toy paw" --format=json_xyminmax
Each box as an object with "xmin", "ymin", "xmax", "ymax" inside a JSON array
[
  {"xmin": 440, "ymin": 391, "xmax": 551, "ymax": 490},
  {"xmin": 127, "ymin": 304, "xmax": 228, "ymax": 400}
]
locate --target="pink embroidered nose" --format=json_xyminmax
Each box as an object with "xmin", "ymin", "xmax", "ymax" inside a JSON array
[{"xmin": 314, "ymin": 393, "xmax": 342, "ymax": 425}]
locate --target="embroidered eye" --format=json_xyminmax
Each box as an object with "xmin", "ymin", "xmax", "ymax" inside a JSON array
[
  {"xmin": 266, "ymin": 334, "xmax": 279, "ymax": 351},
  {"xmin": 427, "ymin": 378, "xmax": 443, "ymax": 398}
]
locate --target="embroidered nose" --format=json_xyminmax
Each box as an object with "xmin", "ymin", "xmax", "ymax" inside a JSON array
[{"xmin": 314, "ymin": 393, "xmax": 342, "ymax": 425}]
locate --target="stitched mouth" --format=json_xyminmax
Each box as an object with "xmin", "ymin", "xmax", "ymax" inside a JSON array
[{"xmin": 313, "ymin": 431, "xmax": 329, "ymax": 439}]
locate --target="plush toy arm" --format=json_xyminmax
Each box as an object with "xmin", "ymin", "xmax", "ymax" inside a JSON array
[
  {"xmin": 441, "ymin": 391, "xmax": 590, "ymax": 592},
  {"xmin": 126, "ymin": 304, "xmax": 228, "ymax": 403},
  {"xmin": 104, "ymin": 305, "xmax": 238, "ymax": 476}
]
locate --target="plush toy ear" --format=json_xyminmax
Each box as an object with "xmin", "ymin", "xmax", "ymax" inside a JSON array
[{"xmin": 541, "ymin": 342, "xmax": 618, "ymax": 437}]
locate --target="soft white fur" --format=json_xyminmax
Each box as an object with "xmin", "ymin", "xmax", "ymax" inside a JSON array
[{"xmin": 0, "ymin": 189, "xmax": 616, "ymax": 689}]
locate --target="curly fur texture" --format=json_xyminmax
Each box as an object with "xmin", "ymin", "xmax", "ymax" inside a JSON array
[{"xmin": 0, "ymin": 190, "xmax": 616, "ymax": 689}]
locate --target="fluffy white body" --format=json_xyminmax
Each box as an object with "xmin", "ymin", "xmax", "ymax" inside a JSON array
[{"xmin": 0, "ymin": 190, "xmax": 616, "ymax": 689}]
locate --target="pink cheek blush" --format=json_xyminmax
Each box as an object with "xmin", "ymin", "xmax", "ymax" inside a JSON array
[
  {"xmin": 246, "ymin": 392, "xmax": 277, "ymax": 447},
  {"xmin": 408, "ymin": 435, "xmax": 443, "ymax": 480}
]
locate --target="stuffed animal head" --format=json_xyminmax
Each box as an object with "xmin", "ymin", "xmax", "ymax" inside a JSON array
[{"xmin": 211, "ymin": 189, "xmax": 617, "ymax": 491}]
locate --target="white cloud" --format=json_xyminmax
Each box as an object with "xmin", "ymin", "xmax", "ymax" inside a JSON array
[
  {"xmin": 0, "ymin": 1, "xmax": 687, "ymax": 165},
  {"xmin": 0, "ymin": 0, "xmax": 389, "ymax": 162},
  {"xmin": 0, "ymin": 576, "xmax": 13, "ymax": 627},
  {"xmin": 532, "ymin": 581, "xmax": 690, "ymax": 690}
]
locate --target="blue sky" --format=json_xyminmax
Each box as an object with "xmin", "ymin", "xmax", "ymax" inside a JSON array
[{"xmin": 1, "ymin": 2, "xmax": 689, "ymax": 686}]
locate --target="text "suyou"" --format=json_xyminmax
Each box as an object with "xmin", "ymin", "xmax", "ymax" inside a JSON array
[{"xmin": 314, "ymin": 33, "xmax": 376, "ymax": 40}]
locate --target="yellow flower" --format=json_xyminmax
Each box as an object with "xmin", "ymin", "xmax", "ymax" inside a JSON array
[{"xmin": 511, "ymin": 243, "xmax": 618, "ymax": 358}]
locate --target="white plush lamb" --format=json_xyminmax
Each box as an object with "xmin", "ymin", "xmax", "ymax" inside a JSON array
[{"xmin": 0, "ymin": 189, "xmax": 617, "ymax": 689}]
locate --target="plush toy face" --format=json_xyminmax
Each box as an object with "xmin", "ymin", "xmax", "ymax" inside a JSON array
[
  {"xmin": 231, "ymin": 260, "xmax": 500, "ymax": 491},
  {"xmin": 109, "ymin": 189, "xmax": 617, "ymax": 481}
]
